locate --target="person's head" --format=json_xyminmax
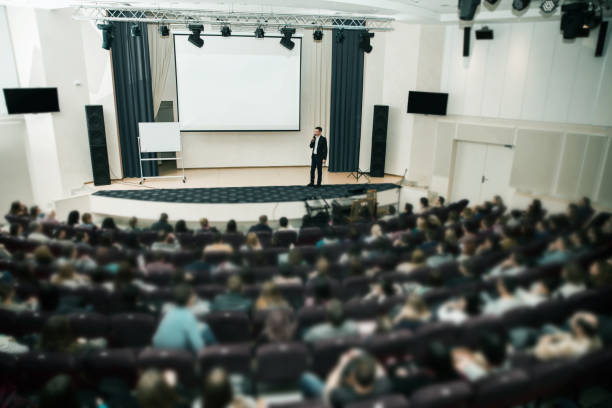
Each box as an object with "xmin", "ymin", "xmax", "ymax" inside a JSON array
[
  {"xmin": 226, "ymin": 219, "xmax": 237, "ymax": 233},
  {"xmin": 589, "ymin": 260, "xmax": 612, "ymax": 288},
  {"xmin": 81, "ymin": 213, "xmax": 93, "ymax": 224},
  {"xmin": 416, "ymin": 216, "xmax": 428, "ymax": 232},
  {"xmin": 411, "ymin": 249, "xmax": 425, "ymax": 264},
  {"xmin": 312, "ymin": 277, "xmax": 332, "ymax": 303},
  {"xmin": 425, "ymin": 341, "xmax": 455, "ymax": 380},
  {"xmin": 403, "ymin": 294, "xmax": 429, "ymax": 318},
  {"xmin": 279, "ymin": 217, "xmax": 289, "ymax": 228},
  {"xmin": 259, "ymin": 215, "xmax": 268, "ymax": 225},
  {"xmin": 200, "ymin": 217, "xmax": 209, "ymax": 229},
  {"xmin": 30, "ymin": 205, "xmax": 41, "ymax": 219},
  {"xmin": 175, "ymin": 219, "xmax": 188, "ymax": 233},
  {"xmin": 246, "ymin": 232, "xmax": 261, "ymax": 249},
  {"xmin": 436, "ymin": 196, "xmax": 445, "ymax": 207},
  {"xmin": 9, "ymin": 223, "xmax": 23, "ymax": 237},
  {"xmin": 136, "ymin": 369, "xmax": 178, "ymax": 408},
  {"xmin": 325, "ymin": 299, "xmax": 345, "ymax": 327},
  {"xmin": 350, "ymin": 354, "xmax": 377, "ymax": 390},
  {"xmin": 173, "ymin": 284, "xmax": 195, "ymax": 307},
  {"xmin": 388, "ymin": 206, "xmax": 396, "ymax": 216},
  {"xmin": 260, "ymin": 281, "xmax": 282, "ymax": 301},
  {"xmin": 370, "ymin": 224, "xmax": 383, "ymax": 238},
  {"xmin": 419, "ymin": 197, "xmax": 429, "ymax": 210},
  {"xmin": 479, "ymin": 331, "xmax": 507, "ymax": 366},
  {"xmin": 57, "ymin": 263, "xmax": 76, "ymax": 281},
  {"xmin": 9, "ymin": 200, "xmax": 22, "ymax": 215},
  {"xmin": 41, "ymin": 316, "xmax": 74, "ymax": 352},
  {"xmin": 287, "ymin": 248, "xmax": 303, "ymax": 266},
  {"xmin": 159, "ymin": 213, "xmax": 169, "ymax": 223},
  {"xmin": 202, "ymin": 368, "xmax": 233, "ymax": 408},
  {"xmin": 101, "ymin": 217, "xmax": 116, "ymax": 230},
  {"xmin": 39, "ymin": 375, "xmax": 79, "ymax": 408},
  {"xmin": 227, "ymin": 275, "xmax": 243, "ymax": 294},
  {"xmin": 404, "ymin": 203, "xmax": 413, "ymax": 215},
  {"xmin": 562, "ymin": 263, "xmax": 586, "ymax": 285},
  {"xmin": 263, "ymin": 308, "xmax": 296, "ymax": 342},
  {"xmin": 315, "ymin": 256, "xmax": 329, "ymax": 275},
  {"xmin": 128, "ymin": 216, "xmax": 138, "ymax": 229},
  {"xmin": 67, "ymin": 210, "xmax": 80, "ymax": 226},
  {"xmin": 314, "ymin": 126, "xmax": 323, "ymax": 136},
  {"xmin": 571, "ymin": 313, "xmax": 599, "ymax": 339},
  {"xmin": 34, "ymin": 245, "xmax": 54, "ymax": 265}
]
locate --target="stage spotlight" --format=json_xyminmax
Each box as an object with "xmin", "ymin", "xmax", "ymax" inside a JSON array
[
  {"xmin": 188, "ymin": 24, "xmax": 204, "ymax": 48},
  {"xmin": 254, "ymin": 26, "xmax": 265, "ymax": 38},
  {"xmin": 313, "ymin": 29, "xmax": 323, "ymax": 41},
  {"xmin": 280, "ymin": 27, "xmax": 296, "ymax": 50},
  {"xmin": 359, "ymin": 31, "xmax": 374, "ymax": 53},
  {"xmin": 130, "ymin": 24, "xmax": 141, "ymax": 37},
  {"xmin": 159, "ymin": 25, "xmax": 170, "ymax": 37},
  {"xmin": 97, "ymin": 23, "xmax": 113, "ymax": 50},
  {"xmin": 512, "ymin": 0, "xmax": 531, "ymax": 12},
  {"xmin": 458, "ymin": 0, "xmax": 481, "ymax": 21},
  {"xmin": 540, "ymin": 0, "xmax": 559, "ymax": 13},
  {"xmin": 335, "ymin": 29, "xmax": 345, "ymax": 43},
  {"xmin": 221, "ymin": 25, "xmax": 232, "ymax": 37}
]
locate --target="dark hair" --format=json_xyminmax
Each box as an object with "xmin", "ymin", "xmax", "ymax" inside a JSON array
[
  {"xmin": 312, "ymin": 278, "xmax": 332, "ymax": 303},
  {"xmin": 259, "ymin": 215, "xmax": 268, "ymax": 224},
  {"xmin": 203, "ymin": 368, "xmax": 233, "ymax": 408},
  {"xmin": 226, "ymin": 219, "xmax": 237, "ymax": 233},
  {"xmin": 425, "ymin": 341, "xmax": 455, "ymax": 380},
  {"xmin": 67, "ymin": 210, "xmax": 80, "ymax": 226},
  {"xmin": 41, "ymin": 316, "xmax": 75, "ymax": 352},
  {"xmin": 279, "ymin": 217, "xmax": 288, "ymax": 227},
  {"xmin": 326, "ymin": 299, "xmax": 345, "ymax": 327},
  {"xmin": 39, "ymin": 375, "xmax": 79, "ymax": 408},
  {"xmin": 101, "ymin": 217, "xmax": 117, "ymax": 230},
  {"xmin": 9, "ymin": 201, "xmax": 21, "ymax": 215},
  {"xmin": 9, "ymin": 223, "xmax": 22, "ymax": 237},
  {"xmin": 563, "ymin": 263, "xmax": 585, "ymax": 285},
  {"xmin": 404, "ymin": 203, "xmax": 413, "ymax": 215},
  {"xmin": 388, "ymin": 206, "xmax": 396, "ymax": 215},
  {"xmin": 437, "ymin": 196, "xmax": 445, "ymax": 205},
  {"xmin": 175, "ymin": 219, "xmax": 189, "ymax": 233},
  {"xmin": 315, "ymin": 126, "xmax": 323, "ymax": 132},
  {"xmin": 479, "ymin": 331, "xmax": 507, "ymax": 366},
  {"xmin": 420, "ymin": 197, "xmax": 429, "ymax": 208},
  {"xmin": 160, "ymin": 213, "xmax": 169, "ymax": 222},
  {"xmin": 352, "ymin": 355, "xmax": 377, "ymax": 387},
  {"xmin": 173, "ymin": 284, "xmax": 193, "ymax": 306}
]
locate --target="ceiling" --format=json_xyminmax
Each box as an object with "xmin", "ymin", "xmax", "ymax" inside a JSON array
[{"xmin": 0, "ymin": 0, "xmax": 565, "ymax": 22}]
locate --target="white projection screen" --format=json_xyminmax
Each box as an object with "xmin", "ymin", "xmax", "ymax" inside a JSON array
[{"xmin": 173, "ymin": 34, "xmax": 302, "ymax": 131}]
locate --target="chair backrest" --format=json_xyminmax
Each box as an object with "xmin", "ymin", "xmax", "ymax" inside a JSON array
[
  {"xmin": 198, "ymin": 343, "xmax": 253, "ymax": 377},
  {"xmin": 83, "ymin": 349, "xmax": 138, "ymax": 384},
  {"xmin": 472, "ymin": 369, "xmax": 530, "ymax": 408},
  {"xmin": 205, "ymin": 311, "xmax": 251, "ymax": 343},
  {"xmin": 273, "ymin": 230, "xmax": 298, "ymax": 248},
  {"xmin": 409, "ymin": 380, "xmax": 472, "ymax": 408},
  {"xmin": 67, "ymin": 312, "xmax": 108, "ymax": 339},
  {"xmin": 255, "ymin": 342, "xmax": 309, "ymax": 384},
  {"xmin": 364, "ymin": 330, "xmax": 414, "ymax": 359},
  {"xmin": 311, "ymin": 336, "xmax": 361, "ymax": 377},
  {"xmin": 17, "ymin": 352, "xmax": 77, "ymax": 390},
  {"xmin": 138, "ymin": 347, "xmax": 198, "ymax": 386},
  {"xmin": 346, "ymin": 394, "xmax": 411, "ymax": 408},
  {"xmin": 297, "ymin": 227, "xmax": 323, "ymax": 246},
  {"xmin": 109, "ymin": 313, "xmax": 157, "ymax": 348}
]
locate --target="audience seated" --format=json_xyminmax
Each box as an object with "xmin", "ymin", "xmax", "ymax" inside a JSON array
[
  {"xmin": 303, "ymin": 300, "xmax": 359, "ymax": 342},
  {"xmin": 211, "ymin": 275, "xmax": 253, "ymax": 312}
]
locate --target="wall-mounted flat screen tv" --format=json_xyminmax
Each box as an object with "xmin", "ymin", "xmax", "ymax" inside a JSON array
[
  {"xmin": 3, "ymin": 87, "xmax": 60, "ymax": 114},
  {"xmin": 407, "ymin": 91, "xmax": 448, "ymax": 115}
]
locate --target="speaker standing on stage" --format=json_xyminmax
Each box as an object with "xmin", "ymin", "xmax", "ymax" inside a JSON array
[{"xmin": 308, "ymin": 126, "xmax": 327, "ymax": 187}]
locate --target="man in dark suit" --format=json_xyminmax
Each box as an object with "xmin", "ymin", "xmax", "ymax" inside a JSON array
[{"xmin": 308, "ymin": 126, "xmax": 328, "ymax": 187}]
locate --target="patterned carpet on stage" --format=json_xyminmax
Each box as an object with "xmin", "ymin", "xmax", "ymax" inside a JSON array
[{"xmin": 93, "ymin": 183, "xmax": 400, "ymax": 204}]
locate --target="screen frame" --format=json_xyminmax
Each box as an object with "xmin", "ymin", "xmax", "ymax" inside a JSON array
[
  {"xmin": 3, "ymin": 87, "xmax": 60, "ymax": 115},
  {"xmin": 407, "ymin": 90, "xmax": 448, "ymax": 116},
  {"xmin": 173, "ymin": 33, "xmax": 303, "ymax": 133}
]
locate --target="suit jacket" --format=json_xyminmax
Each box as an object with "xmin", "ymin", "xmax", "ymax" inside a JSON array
[{"xmin": 310, "ymin": 136, "xmax": 328, "ymax": 160}]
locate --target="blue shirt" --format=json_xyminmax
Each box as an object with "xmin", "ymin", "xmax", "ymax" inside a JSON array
[{"xmin": 152, "ymin": 307, "xmax": 205, "ymax": 353}]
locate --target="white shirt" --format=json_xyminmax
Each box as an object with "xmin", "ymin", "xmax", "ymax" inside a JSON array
[{"xmin": 313, "ymin": 136, "xmax": 320, "ymax": 154}]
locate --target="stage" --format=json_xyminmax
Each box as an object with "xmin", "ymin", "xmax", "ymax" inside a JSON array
[{"xmin": 54, "ymin": 167, "xmax": 409, "ymax": 227}]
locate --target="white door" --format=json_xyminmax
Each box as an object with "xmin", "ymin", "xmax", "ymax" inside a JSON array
[
  {"xmin": 451, "ymin": 141, "xmax": 514, "ymax": 206},
  {"xmin": 451, "ymin": 141, "xmax": 487, "ymax": 204},
  {"xmin": 480, "ymin": 144, "xmax": 514, "ymax": 205}
]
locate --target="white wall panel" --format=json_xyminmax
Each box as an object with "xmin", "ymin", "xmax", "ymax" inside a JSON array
[
  {"xmin": 556, "ymin": 133, "xmax": 587, "ymax": 198},
  {"xmin": 481, "ymin": 23, "xmax": 511, "ymax": 118},
  {"xmin": 596, "ymin": 139, "xmax": 612, "ymax": 206},
  {"xmin": 520, "ymin": 22, "xmax": 556, "ymax": 121},
  {"xmin": 443, "ymin": 20, "xmax": 612, "ymax": 126},
  {"xmin": 499, "ymin": 23, "xmax": 533, "ymax": 119},
  {"xmin": 577, "ymin": 135, "xmax": 607, "ymax": 199},
  {"xmin": 510, "ymin": 129, "xmax": 562, "ymax": 194}
]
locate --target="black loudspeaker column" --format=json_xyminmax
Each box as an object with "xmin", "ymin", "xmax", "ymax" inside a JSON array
[
  {"xmin": 595, "ymin": 21, "xmax": 608, "ymax": 57},
  {"xmin": 85, "ymin": 105, "xmax": 111, "ymax": 186},
  {"xmin": 463, "ymin": 26, "xmax": 471, "ymax": 57},
  {"xmin": 370, "ymin": 105, "xmax": 389, "ymax": 178}
]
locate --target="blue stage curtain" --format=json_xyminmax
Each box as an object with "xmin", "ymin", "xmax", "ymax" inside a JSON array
[
  {"xmin": 328, "ymin": 27, "xmax": 365, "ymax": 172},
  {"xmin": 110, "ymin": 20, "xmax": 158, "ymax": 178}
]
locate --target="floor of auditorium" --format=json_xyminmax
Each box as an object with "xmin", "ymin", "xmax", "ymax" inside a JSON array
[{"xmin": 87, "ymin": 164, "xmax": 403, "ymax": 191}]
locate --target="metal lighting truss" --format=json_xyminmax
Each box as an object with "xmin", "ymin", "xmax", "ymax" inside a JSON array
[{"xmin": 72, "ymin": 3, "xmax": 395, "ymax": 31}]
